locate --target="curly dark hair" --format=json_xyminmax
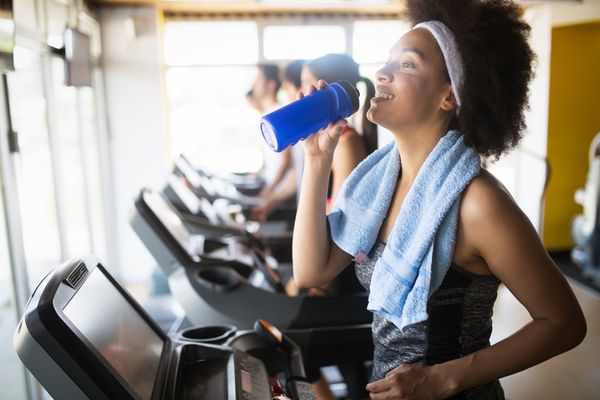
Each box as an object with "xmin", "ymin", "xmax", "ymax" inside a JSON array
[{"xmin": 404, "ymin": 0, "xmax": 535, "ymax": 158}]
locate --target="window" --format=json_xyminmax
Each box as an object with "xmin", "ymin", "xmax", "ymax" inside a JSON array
[
  {"xmin": 8, "ymin": 48, "xmax": 62, "ymax": 286},
  {"xmin": 165, "ymin": 65, "xmax": 263, "ymax": 172},
  {"xmin": 0, "ymin": 192, "xmax": 28, "ymax": 400},
  {"xmin": 353, "ymin": 20, "xmax": 410, "ymax": 64},
  {"xmin": 164, "ymin": 20, "xmax": 265, "ymax": 172},
  {"xmin": 162, "ymin": 17, "xmax": 402, "ymax": 173},
  {"xmin": 263, "ymin": 25, "xmax": 346, "ymax": 60},
  {"xmin": 164, "ymin": 21, "xmax": 259, "ymax": 66},
  {"xmin": 50, "ymin": 56, "xmax": 93, "ymax": 258}
]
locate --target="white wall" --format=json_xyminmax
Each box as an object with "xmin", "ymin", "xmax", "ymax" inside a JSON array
[
  {"xmin": 550, "ymin": 0, "xmax": 600, "ymax": 27},
  {"xmin": 518, "ymin": 5, "xmax": 553, "ymax": 232},
  {"xmin": 100, "ymin": 6, "xmax": 169, "ymax": 282},
  {"xmin": 487, "ymin": 4, "xmax": 552, "ymax": 234}
]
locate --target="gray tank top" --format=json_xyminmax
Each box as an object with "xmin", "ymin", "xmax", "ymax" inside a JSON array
[{"xmin": 355, "ymin": 241, "xmax": 505, "ymax": 400}]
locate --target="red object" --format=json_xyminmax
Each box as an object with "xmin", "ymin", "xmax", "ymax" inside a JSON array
[
  {"xmin": 341, "ymin": 126, "xmax": 354, "ymax": 136},
  {"xmin": 269, "ymin": 376, "xmax": 286, "ymax": 397}
]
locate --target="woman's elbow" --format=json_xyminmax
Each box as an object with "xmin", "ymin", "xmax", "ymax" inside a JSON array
[
  {"xmin": 556, "ymin": 307, "xmax": 587, "ymax": 351},
  {"xmin": 570, "ymin": 311, "xmax": 587, "ymax": 348},
  {"xmin": 292, "ymin": 271, "xmax": 320, "ymax": 289}
]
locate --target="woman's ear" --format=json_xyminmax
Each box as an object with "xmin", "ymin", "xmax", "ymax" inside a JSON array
[{"xmin": 440, "ymin": 87, "xmax": 458, "ymax": 112}]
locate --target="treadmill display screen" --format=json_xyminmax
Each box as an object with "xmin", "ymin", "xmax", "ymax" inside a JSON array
[
  {"xmin": 64, "ymin": 268, "xmax": 164, "ymax": 400},
  {"xmin": 144, "ymin": 191, "xmax": 195, "ymax": 256}
]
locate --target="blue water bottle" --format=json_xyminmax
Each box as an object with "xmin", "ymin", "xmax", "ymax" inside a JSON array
[{"xmin": 260, "ymin": 80, "xmax": 360, "ymax": 152}]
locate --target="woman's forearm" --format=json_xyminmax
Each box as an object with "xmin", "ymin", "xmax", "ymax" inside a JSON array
[
  {"xmin": 438, "ymin": 316, "xmax": 586, "ymax": 395},
  {"xmin": 267, "ymin": 167, "xmax": 298, "ymax": 203},
  {"xmin": 292, "ymin": 155, "xmax": 334, "ymax": 287},
  {"xmin": 269, "ymin": 148, "xmax": 292, "ymax": 189},
  {"xmin": 259, "ymin": 149, "xmax": 292, "ymax": 197}
]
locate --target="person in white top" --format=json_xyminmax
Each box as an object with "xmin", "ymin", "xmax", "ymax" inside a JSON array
[
  {"xmin": 249, "ymin": 63, "xmax": 293, "ymax": 201},
  {"xmin": 251, "ymin": 60, "xmax": 305, "ymax": 221}
]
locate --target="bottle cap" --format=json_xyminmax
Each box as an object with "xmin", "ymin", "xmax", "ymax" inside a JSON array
[{"xmin": 335, "ymin": 80, "xmax": 360, "ymax": 114}]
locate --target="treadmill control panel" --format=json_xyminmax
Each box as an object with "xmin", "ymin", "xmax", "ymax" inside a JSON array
[{"xmin": 234, "ymin": 349, "xmax": 271, "ymax": 400}]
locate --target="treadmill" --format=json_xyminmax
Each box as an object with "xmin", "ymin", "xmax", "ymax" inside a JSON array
[
  {"xmin": 173, "ymin": 155, "xmax": 261, "ymax": 207},
  {"xmin": 178, "ymin": 154, "xmax": 264, "ymax": 196},
  {"xmin": 173, "ymin": 155, "xmax": 297, "ymax": 223},
  {"xmin": 130, "ymin": 189, "xmax": 373, "ymax": 369},
  {"xmin": 14, "ymin": 255, "xmax": 317, "ymax": 400},
  {"xmin": 162, "ymin": 174, "xmax": 293, "ymax": 262},
  {"xmin": 162, "ymin": 174, "xmax": 293, "ymax": 247}
]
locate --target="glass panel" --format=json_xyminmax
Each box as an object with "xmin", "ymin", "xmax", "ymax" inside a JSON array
[
  {"xmin": 13, "ymin": 0, "xmax": 39, "ymax": 31},
  {"xmin": 79, "ymin": 84, "xmax": 108, "ymax": 262},
  {"xmin": 165, "ymin": 65, "xmax": 263, "ymax": 173},
  {"xmin": 353, "ymin": 20, "xmax": 410, "ymax": 63},
  {"xmin": 263, "ymin": 25, "xmax": 346, "ymax": 60},
  {"xmin": 46, "ymin": 0, "xmax": 69, "ymax": 49},
  {"xmin": 0, "ymin": 195, "xmax": 28, "ymax": 400},
  {"xmin": 164, "ymin": 21, "xmax": 258, "ymax": 66},
  {"xmin": 8, "ymin": 47, "xmax": 62, "ymax": 286},
  {"xmin": 50, "ymin": 55, "xmax": 92, "ymax": 258}
]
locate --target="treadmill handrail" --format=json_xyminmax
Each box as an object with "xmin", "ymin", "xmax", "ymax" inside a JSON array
[
  {"xmin": 135, "ymin": 189, "xmax": 199, "ymax": 267},
  {"xmin": 179, "ymin": 212, "xmax": 246, "ymax": 237},
  {"xmin": 134, "ymin": 189, "xmax": 260, "ymax": 277}
]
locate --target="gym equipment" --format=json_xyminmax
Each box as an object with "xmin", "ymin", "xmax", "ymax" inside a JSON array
[
  {"xmin": 130, "ymin": 188, "xmax": 372, "ymax": 330},
  {"xmin": 571, "ymin": 132, "xmax": 600, "ymax": 284},
  {"xmin": 163, "ymin": 173, "xmax": 293, "ymax": 262},
  {"xmin": 178, "ymin": 154, "xmax": 264, "ymax": 196},
  {"xmin": 129, "ymin": 188, "xmax": 374, "ymax": 388},
  {"xmin": 173, "ymin": 155, "xmax": 297, "ymax": 224},
  {"xmin": 14, "ymin": 255, "xmax": 317, "ymax": 399}
]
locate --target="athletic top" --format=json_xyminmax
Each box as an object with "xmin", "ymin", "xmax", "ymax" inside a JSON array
[{"xmin": 355, "ymin": 241, "xmax": 505, "ymax": 400}]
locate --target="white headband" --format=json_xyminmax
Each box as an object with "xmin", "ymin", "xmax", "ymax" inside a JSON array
[{"xmin": 413, "ymin": 20, "xmax": 464, "ymax": 110}]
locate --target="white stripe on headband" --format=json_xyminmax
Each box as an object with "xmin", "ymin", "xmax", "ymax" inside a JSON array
[{"xmin": 413, "ymin": 21, "xmax": 464, "ymax": 110}]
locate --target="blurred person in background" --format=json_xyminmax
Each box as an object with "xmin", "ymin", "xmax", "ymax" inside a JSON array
[
  {"xmin": 252, "ymin": 60, "xmax": 305, "ymax": 221},
  {"xmin": 250, "ymin": 63, "xmax": 293, "ymax": 200}
]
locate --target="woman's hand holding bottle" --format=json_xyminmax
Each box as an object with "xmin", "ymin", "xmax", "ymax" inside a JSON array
[{"xmin": 298, "ymin": 80, "xmax": 348, "ymax": 160}]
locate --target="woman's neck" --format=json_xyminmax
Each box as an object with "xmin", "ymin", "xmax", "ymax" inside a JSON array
[
  {"xmin": 260, "ymin": 97, "xmax": 278, "ymax": 114},
  {"xmin": 392, "ymin": 125, "xmax": 448, "ymax": 182}
]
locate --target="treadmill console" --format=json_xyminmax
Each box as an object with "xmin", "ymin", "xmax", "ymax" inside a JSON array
[
  {"xmin": 63, "ymin": 263, "xmax": 164, "ymax": 399},
  {"xmin": 14, "ymin": 255, "xmax": 314, "ymax": 400}
]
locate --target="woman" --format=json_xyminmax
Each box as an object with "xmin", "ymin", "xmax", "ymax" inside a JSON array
[{"xmin": 293, "ymin": 1, "xmax": 586, "ymax": 399}]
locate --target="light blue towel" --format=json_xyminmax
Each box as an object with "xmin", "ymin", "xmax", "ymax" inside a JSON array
[{"xmin": 327, "ymin": 130, "xmax": 481, "ymax": 330}]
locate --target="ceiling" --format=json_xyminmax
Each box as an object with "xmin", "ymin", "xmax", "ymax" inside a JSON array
[
  {"xmin": 90, "ymin": 0, "xmax": 579, "ymax": 14},
  {"xmin": 91, "ymin": 0, "xmax": 407, "ymax": 13}
]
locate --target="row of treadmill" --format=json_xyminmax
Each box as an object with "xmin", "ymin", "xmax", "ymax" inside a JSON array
[{"xmin": 14, "ymin": 155, "xmax": 374, "ymax": 400}]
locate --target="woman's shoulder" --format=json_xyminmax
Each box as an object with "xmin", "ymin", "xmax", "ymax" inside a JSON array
[
  {"xmin": 460, "ymin": 169, "xmax": 520, "ymax": 226},
  {"xmin": 455, "ymin": 169, "xmax": 530, "ymax": 272}
]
